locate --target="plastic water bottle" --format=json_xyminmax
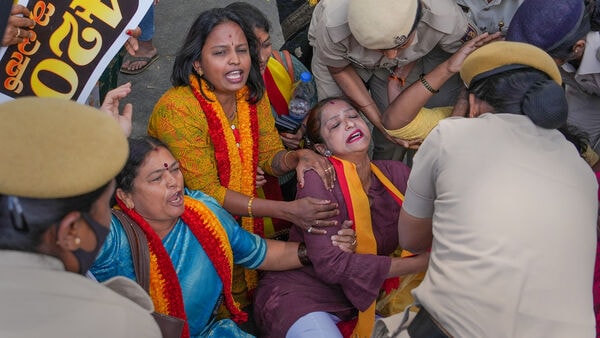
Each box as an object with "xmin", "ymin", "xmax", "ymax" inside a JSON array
[{"xmin": 288, "ymin": 71, "xmax": 315, "ymax": 123}]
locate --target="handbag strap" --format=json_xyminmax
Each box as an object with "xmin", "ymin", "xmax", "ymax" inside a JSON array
[{"xmin": 111, "ymin": 209, "xmax": 151, "ymax": 292}]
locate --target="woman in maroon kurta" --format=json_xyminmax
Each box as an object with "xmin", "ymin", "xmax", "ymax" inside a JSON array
[{"xmin": 253, "ymin": 98, "xmax": 429, "ymax": 337}]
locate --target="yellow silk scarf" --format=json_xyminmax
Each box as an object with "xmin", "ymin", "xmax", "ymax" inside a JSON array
[{"xmin": 266, "ymin": 56, "xmax": 293, "ymax": 103}]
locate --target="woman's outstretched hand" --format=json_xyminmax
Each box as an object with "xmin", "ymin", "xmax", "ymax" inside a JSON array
[
  {"xmin": 100, "ymin": 82, "xmax": 133, "ymax": 136},
  {"xmin": 446, "ymin": 32, "xmax": 503, "ymax": 73}
]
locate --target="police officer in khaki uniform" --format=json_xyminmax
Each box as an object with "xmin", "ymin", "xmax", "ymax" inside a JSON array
[
  {"xmin": 456, "ymin": 0, "xmax": 525, "ymax": 34},
  {"xmin": 0, "ymin": 97, "xmax": 162, "ymax": 338},
  {"xmin": 308, "ymin": 0, "xmax": 478, "ymax": 160}
]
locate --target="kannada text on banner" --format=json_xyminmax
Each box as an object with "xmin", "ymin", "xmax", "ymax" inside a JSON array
[{"xmin": 0, "ymin": 0, "xmax": 152, "ymax": 103}]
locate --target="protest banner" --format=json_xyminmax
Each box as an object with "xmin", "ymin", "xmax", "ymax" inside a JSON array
[{"xmin": 0, "ymin": 0, "xmax": 152, "ymax": 103}]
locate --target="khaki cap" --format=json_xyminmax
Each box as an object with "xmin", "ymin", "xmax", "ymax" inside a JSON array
[
  {"xmin": 0, "ymin": 97, "xmax": 128, "ymax": 198},
  {"xmin": 348, "ymin": 0, "xmax": 419, "ymax": 50},
  {"xmin": 460, "ymin": 41, "xmax": 562, "ymax": 88}
]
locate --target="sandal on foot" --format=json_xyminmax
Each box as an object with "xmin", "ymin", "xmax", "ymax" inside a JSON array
[{"xmin": 120, "ymin": 54, "xmax": 159, "ymax": 75}]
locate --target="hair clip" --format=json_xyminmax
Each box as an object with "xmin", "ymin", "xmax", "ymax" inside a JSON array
[{"xmin": 8, "ymin": 196, "xmax": 28, "ymax": 232}]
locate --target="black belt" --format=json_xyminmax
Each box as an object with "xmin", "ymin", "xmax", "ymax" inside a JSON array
[{"xmin": 407, "ymin": 307, "xmax": 452, "ymax": 338}]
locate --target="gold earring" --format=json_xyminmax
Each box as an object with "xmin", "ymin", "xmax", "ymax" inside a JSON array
[
  {"xmin": 195, "ymin": 67, "xmax": 203, "ymax": 76},
  {"xmin": 74, "ymin": 237, "xmax": 81, "ymax": 246}
]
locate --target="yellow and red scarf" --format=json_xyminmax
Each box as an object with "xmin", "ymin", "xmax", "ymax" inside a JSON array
[
  {"xmin": 329, "ymin": 157, "xmax": 404, "ymax": 338},
  {"xmin": 263, "ymin": 55, "xmax": 293, "ymax": 117},
  {"xmin": 190, "ymin": 76, "xmax": 261, "ymax": 290},
  {"xmin": 260, "ymin": 54, "xmax": 296, "ymax": 238},
  {"xmin": 116, "ymin": 195, "xmax": 247, "ymax": 338}
]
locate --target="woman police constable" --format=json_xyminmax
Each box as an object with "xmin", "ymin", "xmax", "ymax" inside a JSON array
[
  {"xmin": 0, "ymin": 97, "xmax": 161, "ymax": 337},
  {"xmin": 374, "ymin": 41, "xmax": 597, "ymax": 337}
]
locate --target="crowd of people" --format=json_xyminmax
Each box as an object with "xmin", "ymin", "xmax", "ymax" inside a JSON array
[{"xmin": 1, "ymin": 0, "xmax": 600, "ymax": 337}]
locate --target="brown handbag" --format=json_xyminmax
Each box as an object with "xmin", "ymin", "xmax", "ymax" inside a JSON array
[{"xmin": 112, "ymin": 209, "xmax": 186, "ymax": 338}]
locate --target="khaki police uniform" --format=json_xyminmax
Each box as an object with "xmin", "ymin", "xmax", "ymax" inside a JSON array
[
  {"xmin": 456, "ymin": 0, "xmax": 525, "ymax": 34},
  {"xmin": 0, "ymin": 248, "xmax": 161, "ymax": 338},
  {"xmin": 308, "ymin": 0, "xmax": 478, "ymax": 160}
]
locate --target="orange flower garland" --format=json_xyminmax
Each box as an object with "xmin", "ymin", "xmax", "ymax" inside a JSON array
[
  {"xmin": 189, "ymin": 75, "xmax": 262, "ymax": 290},
  {"xmin": 115, "ymin": 197, "xmax": 190, "ymax": 338},
  {"xmin": 116, "ymin": 194, "xmax": 249, "ymax": 334},
  {"xmin": 180, "ymin": 196, "xmax": 247, "ymax": 323}
]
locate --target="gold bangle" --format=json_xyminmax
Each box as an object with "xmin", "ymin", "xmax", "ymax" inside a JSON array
[
  {"xmin": 282, "ymin": 150, "xmax": 294, "ymax": 171},
  {"xmin": 247, "ymin": 196, "xmax": 254, "ymax": 218},
  {"xmin": 419, "ymin": 74, "xmax": 439, "ymax": 94}
]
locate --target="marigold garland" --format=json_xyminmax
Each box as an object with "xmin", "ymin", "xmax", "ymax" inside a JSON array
[
  {"xmin": 116, "ymin": 194, "xmax": 250, "ymax": 332},
  {"xmin": 180, "ymin": 196, "xmax": 247, "ymax": 323},
  {"xmin": 189, "ymin": 75, "xmax": 263, "ymax": 290},
  {"xmin": 115, "ymin": 198, "xmax": 190, "ymax": 338}
]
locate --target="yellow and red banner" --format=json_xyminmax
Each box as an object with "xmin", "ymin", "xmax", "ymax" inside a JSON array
[{"xmin": 0, "ymin": 0, "xmax": 152, "ymax": 103}]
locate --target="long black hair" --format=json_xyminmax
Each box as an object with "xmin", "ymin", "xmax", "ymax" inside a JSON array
[{"xmin": 171, "ymin": 7, "xmax": 264, "ymax": 103}]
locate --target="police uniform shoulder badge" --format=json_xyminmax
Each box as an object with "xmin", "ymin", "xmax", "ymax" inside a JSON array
[{"xmin": 460, "ymin": 23, "xmax": 478, "ymax": 43}]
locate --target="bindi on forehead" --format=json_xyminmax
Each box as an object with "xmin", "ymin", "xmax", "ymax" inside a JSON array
[
  {"xmin": 328, "ymin": 101, "xmax": 336, "ymax": 105},
  {"xmin": 163, "ymin": 163, "xmax": 169, "ymax": 168}
]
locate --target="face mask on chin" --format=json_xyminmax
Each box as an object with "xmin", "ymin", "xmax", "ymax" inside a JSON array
[{"xmin": 72, "ymin": 212, "xmax": 110, "ymax": 275}]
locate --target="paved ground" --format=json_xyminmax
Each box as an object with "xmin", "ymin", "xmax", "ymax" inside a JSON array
[{"xmin": 120, "ymin": 0, "xmax": 283, "ymax": 137}]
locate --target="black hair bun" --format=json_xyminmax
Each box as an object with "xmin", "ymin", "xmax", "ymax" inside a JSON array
[{"xmin": 521, "ymin": 80, "xmax": 568, "ymax": 129}]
